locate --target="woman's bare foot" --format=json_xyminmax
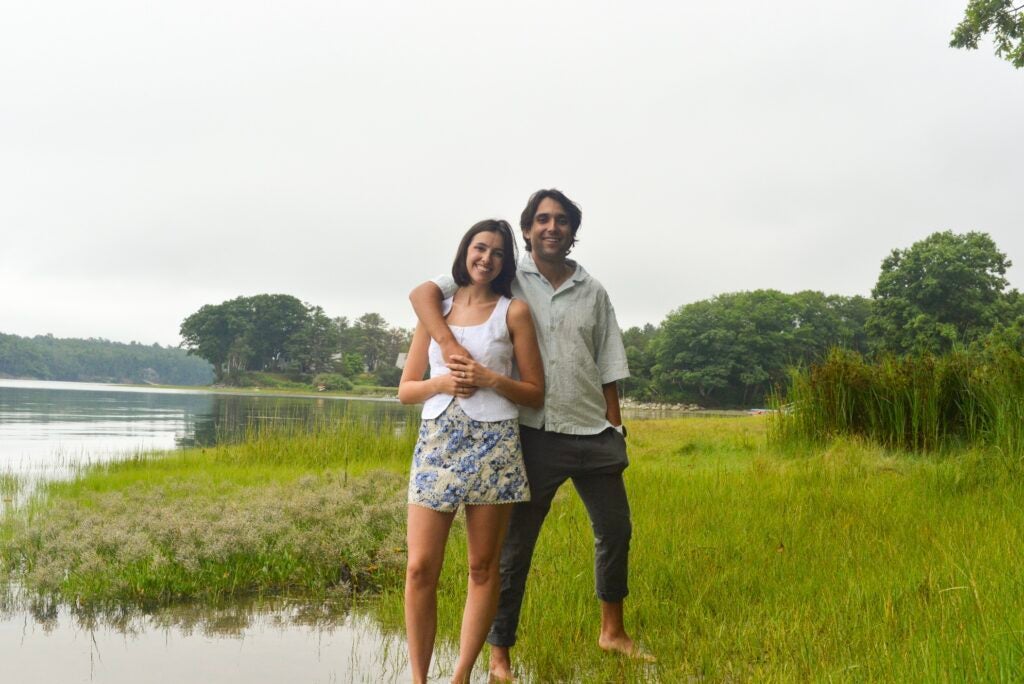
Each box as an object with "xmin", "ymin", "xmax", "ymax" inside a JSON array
[{"xmin": 488, "ymin": 646, "xmax": 515, "ymax": 682}]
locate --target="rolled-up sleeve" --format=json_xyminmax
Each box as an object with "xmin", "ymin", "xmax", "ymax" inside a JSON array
[
  {"xmin": 430, "ymin": 274, "xmax": 458, "ymax": 299},
  {"xmin": 595, "ymin": 290, "xmax": 630, "ymax": 384}
]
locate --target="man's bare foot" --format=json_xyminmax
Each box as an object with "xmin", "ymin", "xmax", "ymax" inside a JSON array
[
  {"xmin": 488, "ymin": 646, "xmax": 514, "ymax": 682},
  {"xmin": 599, "ymin": 634, "xmax": 657, "ymax": 662}
]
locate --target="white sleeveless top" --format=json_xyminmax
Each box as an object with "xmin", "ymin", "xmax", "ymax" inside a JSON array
[{"xmin": 422, "ymin": 296, "xmax": 519, "ymax": 422}]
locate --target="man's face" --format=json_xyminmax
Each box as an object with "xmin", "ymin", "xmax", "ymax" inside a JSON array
[{"xmin": 523, "ymin": 197, "xmax": 573, "ymax": 263}]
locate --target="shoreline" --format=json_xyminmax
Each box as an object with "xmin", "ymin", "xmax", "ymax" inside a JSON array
[{"xmin": 0, "ymin": 377, "xmax": 401, "ymax": 403}]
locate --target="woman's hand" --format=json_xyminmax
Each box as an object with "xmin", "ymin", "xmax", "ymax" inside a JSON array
[
  {"xmin": 434, "ymin": 371, "xmax": 477, "ymax": 399},
  {"xmin": 446, "ymin": 354, "xmax": 497, "ymax": 390}
]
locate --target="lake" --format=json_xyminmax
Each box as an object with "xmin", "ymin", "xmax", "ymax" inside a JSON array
[
  {"xmin": 0, "ymin": 379, "xmax": 418, "ymax": 482},
  {"xmin": 0, "ymin": 378, "xmax": 681, "ymax": 682},
  {"xmin": 0, "ymin": 380, "xmax": 437, "ymax": 683}
]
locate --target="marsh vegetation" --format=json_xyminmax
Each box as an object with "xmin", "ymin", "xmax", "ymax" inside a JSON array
[{"xmin": 3, "ymin": 412, "xmax": 1022, "ymax": 681}]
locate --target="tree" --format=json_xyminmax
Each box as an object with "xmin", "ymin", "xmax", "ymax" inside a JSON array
[
  {"xmin": 951, "ymin": 1, "xmax": 1024, "ymax": 68},
  {"xmin": 0, "ymin": 332, "xmax": 212, "ymax": 384},
  {"xmin": 180, "ymin": 300, "xmax": 253, "ymax": 382},
  {"xmin": 352, "ymin": 313, "xmax": 392, "ymax": 372},
  {"xmin": 650, "ymin": 290, "xmax": 869, "ymax": 406},
  {"xmin": 621, "ymin": 324, "xmax": 659, "ymax": 400},
  {"xmin": 180, "ymin": 295, "xmax": 307, "ymax": 379},
  {"xmin": 866, "ymin": 231, "xmax": 1015, "ymax": 354},
  {"xmin": 245, "ymin": 294, "xmax": 310, "ymax": 371},
  {"xmin": 286, "ymin": 306, "xmax": 340, "ymax": 374}
]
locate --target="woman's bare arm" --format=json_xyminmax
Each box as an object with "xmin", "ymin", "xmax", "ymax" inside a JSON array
[{"xmin": 398, "ymin": 323, "xmax": 464, "ymax": 404}]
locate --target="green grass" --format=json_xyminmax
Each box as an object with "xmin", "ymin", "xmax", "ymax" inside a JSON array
[
  {"xmin": 140, "ymin": 377, "xmax": 399, "ymax": 399},
  {"xmin": 0, "ymin": 417, "xmax": 417, "ymax": 607},
  {"xmin": 376, "ymin": 418, "xmax": 1024, "ymax": 682},
  {"xmin": 0, "ymin": 473, "xmax": 18, "ymax": 499},
  {"xmin": 3, "ymin": 416, "xmax": 1023, "ymax": 681}
]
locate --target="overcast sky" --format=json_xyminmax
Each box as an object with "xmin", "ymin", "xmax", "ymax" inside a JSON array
[{"xmin": 3, "ymin": 0, "xmax": 1023, "ymax": 346}]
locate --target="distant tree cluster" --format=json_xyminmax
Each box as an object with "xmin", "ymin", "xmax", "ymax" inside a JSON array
[
  {"xmin": 0, "ymin": 333, "xmax": 214, "ymax": 385},
  {"xmin": 624, "ymin": 230, "xmax": 1023, "ymax": 407},
  {"xmin": 179, "ymin": 294, "xmax": 411, "ymax": 386},
  {"xmin": 623, "ymin": 291, "xmax": 871, "ymax": 406},
  {"xmin": 18, "ymin": 230, "xmax": 1016, "ymax": 403}
]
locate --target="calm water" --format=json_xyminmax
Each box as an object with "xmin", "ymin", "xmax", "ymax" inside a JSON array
[
  {"xmin": 0, "ymin": 380, "xmax": 442, "ymax": 683},
  {"xmin": 0, "ymin": 589, "xmax": 425, "ymax": 683},
  {"xmin": 0, "ymin": 379, "xmax": 417, "ymax": 481}
]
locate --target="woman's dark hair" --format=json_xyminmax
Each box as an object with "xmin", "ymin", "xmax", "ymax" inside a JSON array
[
  {"xmin": 451, "ymin": 219, "xmax": 518, "ymax": 297},
  {"xmin": 519, "ymin": 188, "xmax": 583, "ymax": 253}
]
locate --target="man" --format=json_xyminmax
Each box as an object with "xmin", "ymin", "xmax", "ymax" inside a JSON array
[{"xmin": 410, "ymin": 188, "xmax": 643, "ymax": 680}]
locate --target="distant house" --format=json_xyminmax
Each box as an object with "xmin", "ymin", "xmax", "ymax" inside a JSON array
[{"xmin": 395, "ymin": 352, "xmax": 407, "ymax": 369}]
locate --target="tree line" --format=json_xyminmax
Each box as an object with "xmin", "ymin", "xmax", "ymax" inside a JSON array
[
  {"xmin": 624, "ymin": 231, "xmax": 1024, "ymax": 407},
  {"xmin": 178, "ymin": 294, "xmax": 411, "ymax": 387},
  {"xmin": 0, "ymin": 333, "xmax": 214, "ymax": 385},
  {"xmin": 177, "ymin": 231, "xmax": 1022, "ymax": 406}
]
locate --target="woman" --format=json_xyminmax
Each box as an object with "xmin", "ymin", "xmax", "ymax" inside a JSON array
[{"xmin": 398, "ymin": 219, "xmax": 544, "ymax": 684}]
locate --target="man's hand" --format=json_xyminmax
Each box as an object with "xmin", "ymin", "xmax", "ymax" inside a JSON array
[{"xmin": 409, "ymin": 281, "xmax": 476, "ymax": 366}]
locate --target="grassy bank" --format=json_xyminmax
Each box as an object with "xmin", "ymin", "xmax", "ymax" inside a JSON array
[
  {"xmin": 0, "ymin": 418, "xmax": 416, "ymax": 607},
  {"xmin": 3, "ymin": 417, "xmax": 1023, "ymax": 681}
]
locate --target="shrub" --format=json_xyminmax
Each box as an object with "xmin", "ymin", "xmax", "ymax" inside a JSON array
[{"xmin": 312, "ymin": 373, "xmax": 353, "ymax": 391}]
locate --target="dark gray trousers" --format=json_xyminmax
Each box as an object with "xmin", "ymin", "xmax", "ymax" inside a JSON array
[{"xmin": 486, "ymin": 426, "xmax": 632, "ymax": 648}]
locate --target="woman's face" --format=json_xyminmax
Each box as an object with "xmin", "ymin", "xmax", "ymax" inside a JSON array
[{"xmin": 465, "ymin": 230, "xmax": 505, "ymax": 286}]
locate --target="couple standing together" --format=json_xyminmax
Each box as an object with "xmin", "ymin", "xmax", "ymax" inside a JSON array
[{"xmin": 399, "ymin": 189, "xmax": 644, "ymax": 683}]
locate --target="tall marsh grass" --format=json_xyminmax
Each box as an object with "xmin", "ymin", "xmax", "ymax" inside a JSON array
[{"xmin": 770, "ymin": 346, "xmax": 1024, "ymax": 458}]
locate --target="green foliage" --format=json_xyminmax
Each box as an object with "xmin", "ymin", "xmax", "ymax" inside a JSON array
[
  {"xmin": 867, "ymin": 231, "xmax": 1016, "ymax": 355},
  {"xmin": 352, "ymin": 313, "xmax": 412, "ymax": 376},
  {"xmin": 951, "ymin": 0, "xmax": 1024, "ymax": 68},
  {"xmin": 649, "ymin": 290, "xmax": 870, "ymax": 407},
  {"xmin": 180, "ymin": 297, "xmax": 411, "ymax": 387},
  {"xmin": 621, "ymin": 324, "xmax": 659, "ymax": 400},
  {"xmin": 312, "ymin": 373, "xmax": 354, "ymax": 391},
  {"xmin": 230, "ymin": 371, "xmax": 310, "ymax": 390},
  {"xmin": 0, "ymin": 333, "xmax": 213, "ymax": 385},
  {"xmin": 771, "ymin": 342, "xmax": 1024, "ymax": 457}
]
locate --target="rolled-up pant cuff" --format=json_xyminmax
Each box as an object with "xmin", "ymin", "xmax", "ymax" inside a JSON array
[
  {"xmin": 597, "ymin": 589, "xmax": 629, "ymax": 603},
  {"xmin": 486, "ymin": 633, "xmax": 516, "ymax": 648}
]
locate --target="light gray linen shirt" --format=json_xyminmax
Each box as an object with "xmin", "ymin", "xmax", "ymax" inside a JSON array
[{"xmin": 433, "ymin": 254, "xmax": 630, "ymax": 435}]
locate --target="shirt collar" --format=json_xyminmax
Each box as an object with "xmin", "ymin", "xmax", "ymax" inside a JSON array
[{"xmin": 518, "ymin": 254, "xmax": 589, "ymax": 283}]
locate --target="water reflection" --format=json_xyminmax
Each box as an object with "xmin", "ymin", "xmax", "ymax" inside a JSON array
[
  {"xmin": 0, "ymin": 380, "xmax": 417, "ymax": 480},
  {"xmin": 0, "ymin": 584, "xmax": 425, "ymax": 683}
]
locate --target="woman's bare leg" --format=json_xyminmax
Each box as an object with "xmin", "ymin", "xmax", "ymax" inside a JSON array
[
  {"xmin": 406, "ymin": 504, "xmax": 456, "ymax": 684},
  {"xmin": 451, "ymin": 504, "xmax": 513, "ymax": 684}
]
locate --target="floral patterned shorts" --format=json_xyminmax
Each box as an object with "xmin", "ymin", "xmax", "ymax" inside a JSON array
[{"xmin": 408, "ymin": 401, "xmax": 530, "ymax": 513}]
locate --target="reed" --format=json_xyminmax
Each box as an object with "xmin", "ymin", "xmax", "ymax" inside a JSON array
[
  {"xmin": 770, "ymin": 346, "xmax": 1024, "ymax": 463},
  {"xmin": 0, "ymin": 473, "xmax": 19, "ymax": 499}
]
